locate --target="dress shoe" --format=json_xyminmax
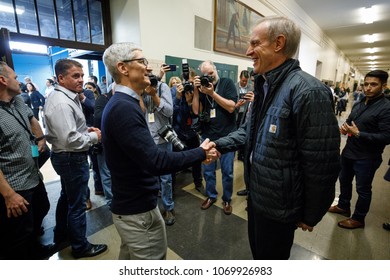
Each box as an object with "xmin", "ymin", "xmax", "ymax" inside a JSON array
[
  {"xmin": 236, "ymin": 189, "xmax": 248, "ymax": 196},
  {"xmin": 163, "ymin": 210, "xmax": 176, "ymax": 226},
  {"xmin": 72, "ymin": 244, "xmax": 108, "ymax": 259},
  {"xmin": 328, "ymin": 205, "xmax": 351, "ymax": 217},
  {"xmin": 201, "ymin": 197, "xmax": 216, "ymax": 210},
  {"xmin": 222, "ymin": 201, "xmax": 232, "ymax": 215},
  {"xmin": 86, "ymin": 199, "xmax": 92, "ymax": 210},
  {"xmin": 338, "ymin": 218, "xmax": 365, "ymax": 229},
  {"xmin": 35, "ymin": 243, "xmax": 58, "ymax": 259},
  {"xmin": 383, "ymin": 222, "xmax": 390, "ymax": 231}
]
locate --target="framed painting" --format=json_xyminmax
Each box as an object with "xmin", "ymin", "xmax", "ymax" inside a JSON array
[{"xmin": 213, "ymin": 0, "xmax": 264, "ymax": 58}]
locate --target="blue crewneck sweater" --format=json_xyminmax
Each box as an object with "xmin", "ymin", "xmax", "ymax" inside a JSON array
[{"xmin": 102, "ymin": 91, "xmax": 206, "ymax": 215}]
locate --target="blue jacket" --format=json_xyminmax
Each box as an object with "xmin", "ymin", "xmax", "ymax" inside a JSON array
[
  {"xmin": 30, "ymin": 90, "xmax": 45, "ymax": 109},
  {"xmin": 215, "ymin": 59, "xmax": 340, "ymax": 226}
]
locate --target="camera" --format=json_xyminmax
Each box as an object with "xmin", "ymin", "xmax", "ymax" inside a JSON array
[
  {"xmin": 149, "ymin": 74, "xmax": 158, "ymax": 87},
  {"xmin": 183, "ymin": 81, "xmax": 194, "ymax": 93},
  {"xmin": 158, "ymin": 125, "xmax": 186, "ymax": 151},
  {"xmin": 199, "ymin": 111, "xmax": 210, "ymax": 123},
  {"xmin": 181, "ymin": 59, "xmax": 194, "ymax": 93},
  {"xmin": 200, "ymin": 74, "xmax": 213, "ymax": 87}
]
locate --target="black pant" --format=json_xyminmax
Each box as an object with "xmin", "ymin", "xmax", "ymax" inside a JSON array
[
  {"xmin": 0, "ymin": 180, "xmax": 50, "ymax": 259},
  {"xmin": 247, "ymin": 197, "xmax": 296, "ymax": 260}
]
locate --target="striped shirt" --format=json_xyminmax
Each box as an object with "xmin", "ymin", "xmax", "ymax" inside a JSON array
[{"xmin": 0, "ymin": 95, "xmax": 40, "ymax": 191}]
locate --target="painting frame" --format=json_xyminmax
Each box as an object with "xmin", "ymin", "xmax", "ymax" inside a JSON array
[{"xmin": 213, "ymin": 0, "xmax": 264, "ymax": 58}]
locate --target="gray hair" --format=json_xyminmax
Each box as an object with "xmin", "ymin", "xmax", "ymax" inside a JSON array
[
  {"xmin": 0, "ymin": 61, "xmax": 9, "ymax": 77},
  {"xmin": 258, "ymin": 16, "xmax": 301, "ymax": 58},
  {"xmin": 199, "ymin": 60, "xmax": 219, "ymax": 81},
  {"xmin": 103, "ymin": 42, "xmax": 142, "ymax": 83}
]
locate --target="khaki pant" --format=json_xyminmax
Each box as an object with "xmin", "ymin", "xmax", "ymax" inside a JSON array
[{"xmin": 112, "ymin": 206, "xmax": 167, "ymax": 260}]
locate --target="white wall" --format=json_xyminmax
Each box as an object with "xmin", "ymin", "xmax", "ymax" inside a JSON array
[{"xmin": 109, "ymin": 0, "xmax": 359, "ymax": 83}]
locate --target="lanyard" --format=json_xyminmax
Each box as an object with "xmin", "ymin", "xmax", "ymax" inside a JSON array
[
  {"xmin": 0, "ymin": 105, "xmax": 35, "ymax": 141},
  {"xmin": 56, "ymin": 88, "xmax": 82, "ymax": 109}
]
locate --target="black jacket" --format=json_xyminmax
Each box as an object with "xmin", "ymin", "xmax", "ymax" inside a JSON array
[
  {"xmin": 215, "ymin": 59, "xmax": 340, "ymax": 226},
  {"xmin": 343, "ymin": 95, "xmax": 390, "ymax": 160}
]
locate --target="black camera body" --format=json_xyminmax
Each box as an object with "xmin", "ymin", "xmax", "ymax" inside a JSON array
[
  {"xmin": 157, "ymin": 125, "xmax": 186, "ymax": 151},
  {"xmin": 200, "ymin": 74, "xmax": 213, "ymax": 87},
  {"xmin": 181, "ymin": 58, "xmax": 194, "ymax": 93},
  {"xmin": 183, "ymin": 81, "xmax": 194, "ymax": 93},
  {"xmin": 149, "ymin": 74, "xmax": 158, "ymax": 87},
  {"xmin": 199, "ymin": 111, "xmax": 210, "ymax": 123}
]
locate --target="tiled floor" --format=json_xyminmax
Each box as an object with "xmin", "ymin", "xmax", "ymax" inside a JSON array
[{"xmin": 38, "ymin": 98, "xmax": 390, "ymax": 260}]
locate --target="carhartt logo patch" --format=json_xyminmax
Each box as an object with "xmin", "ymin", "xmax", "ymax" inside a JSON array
[{"xmin": 269, "ymin": 124, "xmax": 277, "ymax": 133}]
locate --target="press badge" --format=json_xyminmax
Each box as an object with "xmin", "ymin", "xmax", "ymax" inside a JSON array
[
  {"xmin": 210, "ymin": 108, "xmax": 216, "ymax": 118},
  {"xmin": 31, "ymin": 144, "xmax": 39, "ymax": 158},
  {"xmin": 269, "ymin": 124, "xmax": 277, "ymax": 134},
  {"xmin": 148, "ymin": 113, "xmax": 155, "ymax": 123}
]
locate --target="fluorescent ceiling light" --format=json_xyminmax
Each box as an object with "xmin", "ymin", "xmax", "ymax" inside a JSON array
[
  {"xmin": 366, "ymin": 34, "xmax": 375, "ymax": 43},
  {"xmin": 361, "ymin": 6, "xmax": 377, "ymax": 24},
  {"xmin": 0, "ymin": 4, "xmax": 25, "ymax": 14},
  {"xmin": 9, "ymin": 41, "xmax": 47, "ymax": 54}
]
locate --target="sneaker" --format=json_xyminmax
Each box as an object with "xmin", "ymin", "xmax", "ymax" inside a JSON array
[{"xmin": 163, "ymin": 210, "xmax": 176, "ymax": 226}]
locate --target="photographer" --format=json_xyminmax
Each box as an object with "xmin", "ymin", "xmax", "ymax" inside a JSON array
[
  {"xmin": 172, "ymin": 68, "xmax": 206, "ymax": 196},
  {"xmin": 141, "ymin": 76, "xmax": 176, "ymax": 226},
  {"xmin": 192, "ymin": 60, "xmax": 237, "ymax": 215}
]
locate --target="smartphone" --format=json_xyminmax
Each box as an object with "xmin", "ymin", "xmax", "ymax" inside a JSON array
[
  {"xmin": 168, "ymin": 64, "xmax": 177, "ymax": 71},
  {"xmin": 239, "ymin": 93, "xmax": 248, "ymax": 100}
]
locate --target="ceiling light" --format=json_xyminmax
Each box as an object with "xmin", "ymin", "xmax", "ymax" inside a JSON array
[
  {"xmin": 368, "ymin": 48, "xmax": 376, "ymax": 54},
  {"xmin": 9, "ymin": 41, "xmax": 47, "ymax": 54},
  {"xmin": 366, "ymin": 34, "xmax": 375, "ymax": 43},
  {"xmin": 363, "ymin": 6, "xmax": 374, "ymax": 24},
  {"xmin": 0, "ymin": 4, "xmax": 25, "ymax": 14}
]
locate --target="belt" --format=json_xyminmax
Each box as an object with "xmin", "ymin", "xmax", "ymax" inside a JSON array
[{"xmin": 55, "ymin": 151, "xmax": 88, "ymax": 155}]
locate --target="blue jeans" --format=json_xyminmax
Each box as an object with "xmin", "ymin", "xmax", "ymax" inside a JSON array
[
  {"xmin": 97, "ymin": 149, "xmax": 113, "ymax": 207},
  {"xmin": 51, "ymin": 152, "xmax": 91, "ymax": 253},
  {"xmin": 158, "ymin": 142, "xmax": 174, "ymax": 212},
  {"xmin": 338, "ymin": 156, "xmax": 382, "ymax": 222},
  {"xmin": 203, "ymin": 151, "xmax": 234, "ymax": 202}
]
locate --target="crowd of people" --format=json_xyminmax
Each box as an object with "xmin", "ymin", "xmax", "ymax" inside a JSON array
[{"xmin": 1, "ymin": 15, "xmax": 390, "ymax": 261}]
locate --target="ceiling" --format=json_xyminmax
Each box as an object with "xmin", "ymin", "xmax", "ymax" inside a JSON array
[{"xmin": 294, "ymin": 0, "xmax": 390, "ymax": 75}]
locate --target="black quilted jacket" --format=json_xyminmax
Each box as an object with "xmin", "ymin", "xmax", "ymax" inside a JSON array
[{"xmin": 215, "ymin": 59, "xmax": 340, "ymax": 226}]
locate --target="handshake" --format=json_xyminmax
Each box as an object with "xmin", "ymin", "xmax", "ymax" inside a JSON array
[{"xmin": 200, "ymin": 138, "xmax": 221, "ymax": 164}]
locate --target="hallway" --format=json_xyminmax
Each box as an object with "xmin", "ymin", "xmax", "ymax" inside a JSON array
[{"xmin": 38, "ymin": 99, "xmax": 390, "ymax": 260}]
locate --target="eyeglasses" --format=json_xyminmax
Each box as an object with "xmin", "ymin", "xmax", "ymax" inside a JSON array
[{"xmin": 122, "ymin": 58, "xmax": 148, "ymax": 66}]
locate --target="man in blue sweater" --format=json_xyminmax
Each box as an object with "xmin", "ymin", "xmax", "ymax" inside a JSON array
[{"xmin": 101, "ymin": 42, "xmax": 217, "ymax": 260}]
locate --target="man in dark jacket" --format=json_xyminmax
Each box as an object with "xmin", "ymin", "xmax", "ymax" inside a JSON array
[
  {"xmin": 328, "ymin": 70, "xmax": 390, "ymax": 229},
  {"xmin": 213, "ymin": 16, "xmax": 340, "ymax": 259}
]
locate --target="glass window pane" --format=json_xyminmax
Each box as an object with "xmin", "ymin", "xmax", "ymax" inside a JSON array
[
  {"xmin": 0, "ymin": 0, "xmax": 18, "ymax": 32},
  {"xmin": 37, "ymin": 0, "xmax": 58, "ymax": 38},
  {"xmin": 15, "ymin": 0, "xmax": 39, "ymax": 35},
  {"xmin": 73, "ymin": 0, "xmax": 89, "ymax": 43},
  {"xmin": 89, "ymin": 0, "xmax": 103, "ymax": 45},
  {"xmin": 55, "ymin": 0, "xmax": 74, "ymax": 40}
]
